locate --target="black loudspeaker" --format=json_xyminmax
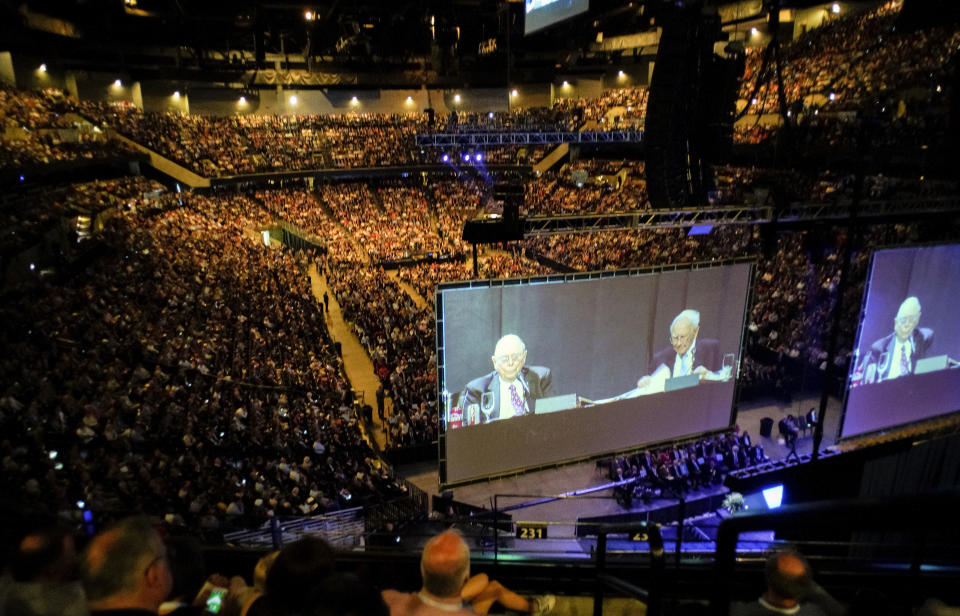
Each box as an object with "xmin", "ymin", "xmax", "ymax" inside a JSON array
[{"xmin": 760, "ymin": 417, "xmax": 774, "ymax": 438}]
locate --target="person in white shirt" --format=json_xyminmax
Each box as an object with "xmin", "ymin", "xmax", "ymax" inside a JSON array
[{"xmin": 638, "ymin": 309, "xmax": 723, "ymax": 389}]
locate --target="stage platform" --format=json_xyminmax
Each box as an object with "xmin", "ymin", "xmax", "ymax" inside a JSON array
[{"xmin": 395, "ymin": 395, "xmax": 840, "ymax": 557}]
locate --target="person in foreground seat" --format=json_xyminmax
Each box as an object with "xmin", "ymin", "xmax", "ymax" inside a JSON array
[
  {"xmin": 731, "ymin": 550, "xmax": 845, "ymax": 616},
  {"xmin": 381, "ymin": 530, "xmax": 555, "ymax": 616},
  {"xmin": 80, "ymin": 516, "xmax": 174, "ymax": 616}
]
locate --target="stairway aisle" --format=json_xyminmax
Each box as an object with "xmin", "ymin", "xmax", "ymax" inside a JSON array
[
  {"xmin": 388, "ymin": 270, "xmax": 431, "ymax": 311},
  {"xmin": 309, "ymin": 262, "xmax": 391, "ymax": 449}
]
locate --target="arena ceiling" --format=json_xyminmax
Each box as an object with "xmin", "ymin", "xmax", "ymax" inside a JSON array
[{"xmin": 3, "ymin": 0, "xmax": 934, "ymax": 88}]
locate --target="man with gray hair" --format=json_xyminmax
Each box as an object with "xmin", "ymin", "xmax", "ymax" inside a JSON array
[
  {"xmin": 80, "ymin": 516, "xmax": 173, "ymax": 615},
  {"xmin": 638, "ymin": 309, "xmax": 723, "ymax": 388},
  {"xmin": 460, "ymin": 334, "xmax": 553, "ymax": 423},
  {"xmin": 862, "ymin": 296, "xmax": 933, "ymax": 382}
]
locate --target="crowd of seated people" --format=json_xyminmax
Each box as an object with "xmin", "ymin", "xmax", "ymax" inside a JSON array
[
  {"xmin": 0, "ymin": 185, "xmax": 406, "ymax": 532},
  {"xmin": 523, "ymin": 225, "xmax": 757, "ymax": 271},
  {"xmin": 77, "ymin": 102, "xmax": 428, "ymax": 176},
  {"xmin": 524, "ymin": 162, "xmax": 648, "ymax": 215},
  {"xmin": 740, "ymin": 2, "xmax": 955, "ymax": 111},
  {"xmin": 735, "ymin": 1, "xmax": 957, "ymax": 156},
  {"xmin": 0, "ymin": 86, "xmax": 136, "ymax": 169},
  {"xmin": 324, "ymin": 263, "xmax": 439, "ymax": 448},
  {"xmin": 553, "ymin": 87, "xmax": 648, "ymax": 127},
  {"xmin": 317, "ymin": 181, "xmax": 461, "ymax": 263},
  {"xmin": 606, "ymin": 430, "xmax": 766, "ymax": 507},
  {"xmin": 251, "ymin": 187, "xmax": 365, "ymax": 265},
  {"xmin": 396, "ymin": 249, "xmax": 552, "ymax": 302},
  {"xmin": 0, "ymin": 176, "xmax": 169, "ymax": 261},
  {"xmin": 434, "ymin": 107, "xmax": 579, "ymax": 133}
]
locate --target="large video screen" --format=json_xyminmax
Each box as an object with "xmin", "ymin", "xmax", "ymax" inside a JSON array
[
  {"xmin": 842, "ymin": 244, "xmax": 960, "ymax": 438},
  {"xmin": 437, "ymin": 263, "xmax": 752, "ymax": 485},
  {"xmin": 524, "ymin": 0, "xmax": 589, "ymax": 35}
]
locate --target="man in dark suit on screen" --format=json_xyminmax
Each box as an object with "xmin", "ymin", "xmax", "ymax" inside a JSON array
[
  {"xmin": 460, "ymin": 334, "xmax": 552, "ymax": 423},
  {"xmin": 862, "ymin": 296, "xmax": 933, "ymax": 382},
  {"xmin": 637, "ymin": 309, "xmax": 723, "ymax": 388}
]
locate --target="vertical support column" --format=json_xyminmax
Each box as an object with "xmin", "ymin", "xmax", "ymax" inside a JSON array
[
  {"xmin": 64, "ymin": 71, "xmax": 79, "ymax": 98},
  {"xmin": 131, "ymin": 81, "xmax": 143, "ymax": 109},
  {"xmin": 0, "ymin": 52, "xmax": 15, "ymax": 86}
]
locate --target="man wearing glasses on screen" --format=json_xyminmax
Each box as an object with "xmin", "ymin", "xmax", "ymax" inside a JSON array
[
  {"xmin": 637, "ymin": 309, "xmax": 724, "ymax": 389},
  {"xmin": 861, "ymin": 297, "xmax": 934, "ymax": 382},
  {"xmin": 460, "ymin": 334, "xmax": 553, "ymax": 423}
]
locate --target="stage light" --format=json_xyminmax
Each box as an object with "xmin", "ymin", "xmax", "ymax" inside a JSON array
[
  {"xmin": 350, "ymin": 96, "xmax": 359, "ymax": 105},
  {"xmin": 488, "ymin": 112, "xmax": 494, "ymax": 119},
  {"xmin": 289, "ymin": 94, "xmax": 298, "ymax": 105},
  {"xmin": 172, "ymin": 90, "xmax": 180, "ymax": 99},
  {"xmin": 305, "ymin": 10, "xmax": 314, "ymax": 21},
  {"xmin": 406, "ymin": 96, "xmax": 413, "ymax": 103},
  {"xmin": 462, "ymin": 153, "xmax": 470, "ymax": 162},
  {"xmin": 475, "ymin": 153, "xmax": 482, "ymax": 161},
  {"xmin": 750, "ymin": 27, "xmax": 759, "ymax": 36},
  {"xmin": 617, "ymin": 70, "xmax": 625, "ymax": 78},
  {"xmin": 829, "ymin": 92, "xmax": 836, "ymax": 101},
  {"xmin": 38, "ymin": 63, "xmax": 47, "ymax": 73},
  {"xmin": 239, "ymin": 96, "xmax": 246, "ymax": 104},
  {"xmin": 113, "ymin": 79, "xmax": 122, "ymax": 88},
  {"xmin": 453, "ymin": 94, "xmax": 461, "ymax": 103},
  {"xmin": 441, "ymin": 153, "xmax": 449, "ymax": 162},
  {"xmin": 762, "ymin": 485, "xmax": 784, "ymax": 509},
  {"xmin": 76, "ymin": 500, "xmax": 86, "ymax": 509},
  {"xmin": 562, "ymin": 80, "xmax": 569, "ymax": 88},
  {"xmin": 831, "ymin": 3, "xmax": 841, "ymax": 14},
  {"xmin": 688, "ymin": 224, "xmax": 713, "ymax": 236},
  {"xmin": 751, "ymin": 98, "xmax": 758, "ymax": 105},
  {"xmin": 510, "ymin": 89, "xmax": 518, "ymax": 97}
]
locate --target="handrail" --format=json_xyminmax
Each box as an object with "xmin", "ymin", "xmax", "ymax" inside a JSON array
[
  {"xmin": 594, "ymin": 521, "xmax": 664, "ymax": 616},
  {"xmin": 711, "ymin": 491, "xmax": 960, "ymax": 616}
]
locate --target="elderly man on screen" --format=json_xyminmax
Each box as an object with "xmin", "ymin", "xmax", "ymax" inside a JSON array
[
  {"xmin": 862, "ymin": 296, "xmax": 933, "ymax": 382},
  {"xmin": 637, "ymin": 309, "xmax": 723, "ymax": 389},
  {"xmin": 460, "ymin": 334, "xmax": 552, "ymax": 423}
]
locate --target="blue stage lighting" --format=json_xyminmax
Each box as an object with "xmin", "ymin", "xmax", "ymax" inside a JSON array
[
  {"xmin": 688, "ymin": 224, "xmax": 713, "ymax": 236},
  {"xmin": 442, "ymin": 154, "xmax": 449, "ymax": 162},
  {"xmin": 463, "ymin": 154, "xmax": 470, "ymax": 162},
  {"xmin": 475, "ymin": 153, "xmax": 483, "ymax": 162},
  {"xmin": 762, "ymin": 484, "xmax": 784, "ymax": 509}
]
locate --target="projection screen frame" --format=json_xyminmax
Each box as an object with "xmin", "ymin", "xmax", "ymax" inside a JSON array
[
  {"xmin": 838, "ymin": 240, "xmax": 960, "ymax": 442},
  {"xmin": 435, "ymin": 257, "xmax": 756, "ymax": 489}
]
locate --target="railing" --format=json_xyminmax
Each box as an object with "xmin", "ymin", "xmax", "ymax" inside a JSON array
[
  {"xmin": 224, "ymin": 507, "xmax": 366, "ymax": 549},
  {"xmin": 594, "ymin": 522, "xmax": 665, "ymax": 616},
  {"xmin": 710, "ymin": 491, "xmax": 960, "ymax": 616}
]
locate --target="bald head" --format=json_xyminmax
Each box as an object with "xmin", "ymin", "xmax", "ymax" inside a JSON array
[
  {"xmin": 492, "ymin": 334, "xmax": 527, "ymax": 383},
  {"xmin": 764, "ymin": 551, "xmax": 812, "ymax": 606},
  {"xmin": 420, "ymin": 531, "xmax": 470, "ymax": 598},
  {"xmin": 894, "ymin": 297, "xmax": 921, "ymax": 342},
  {"xmin": 81, "ymin": 516, "xmax": 172, "ymax": 612}
]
